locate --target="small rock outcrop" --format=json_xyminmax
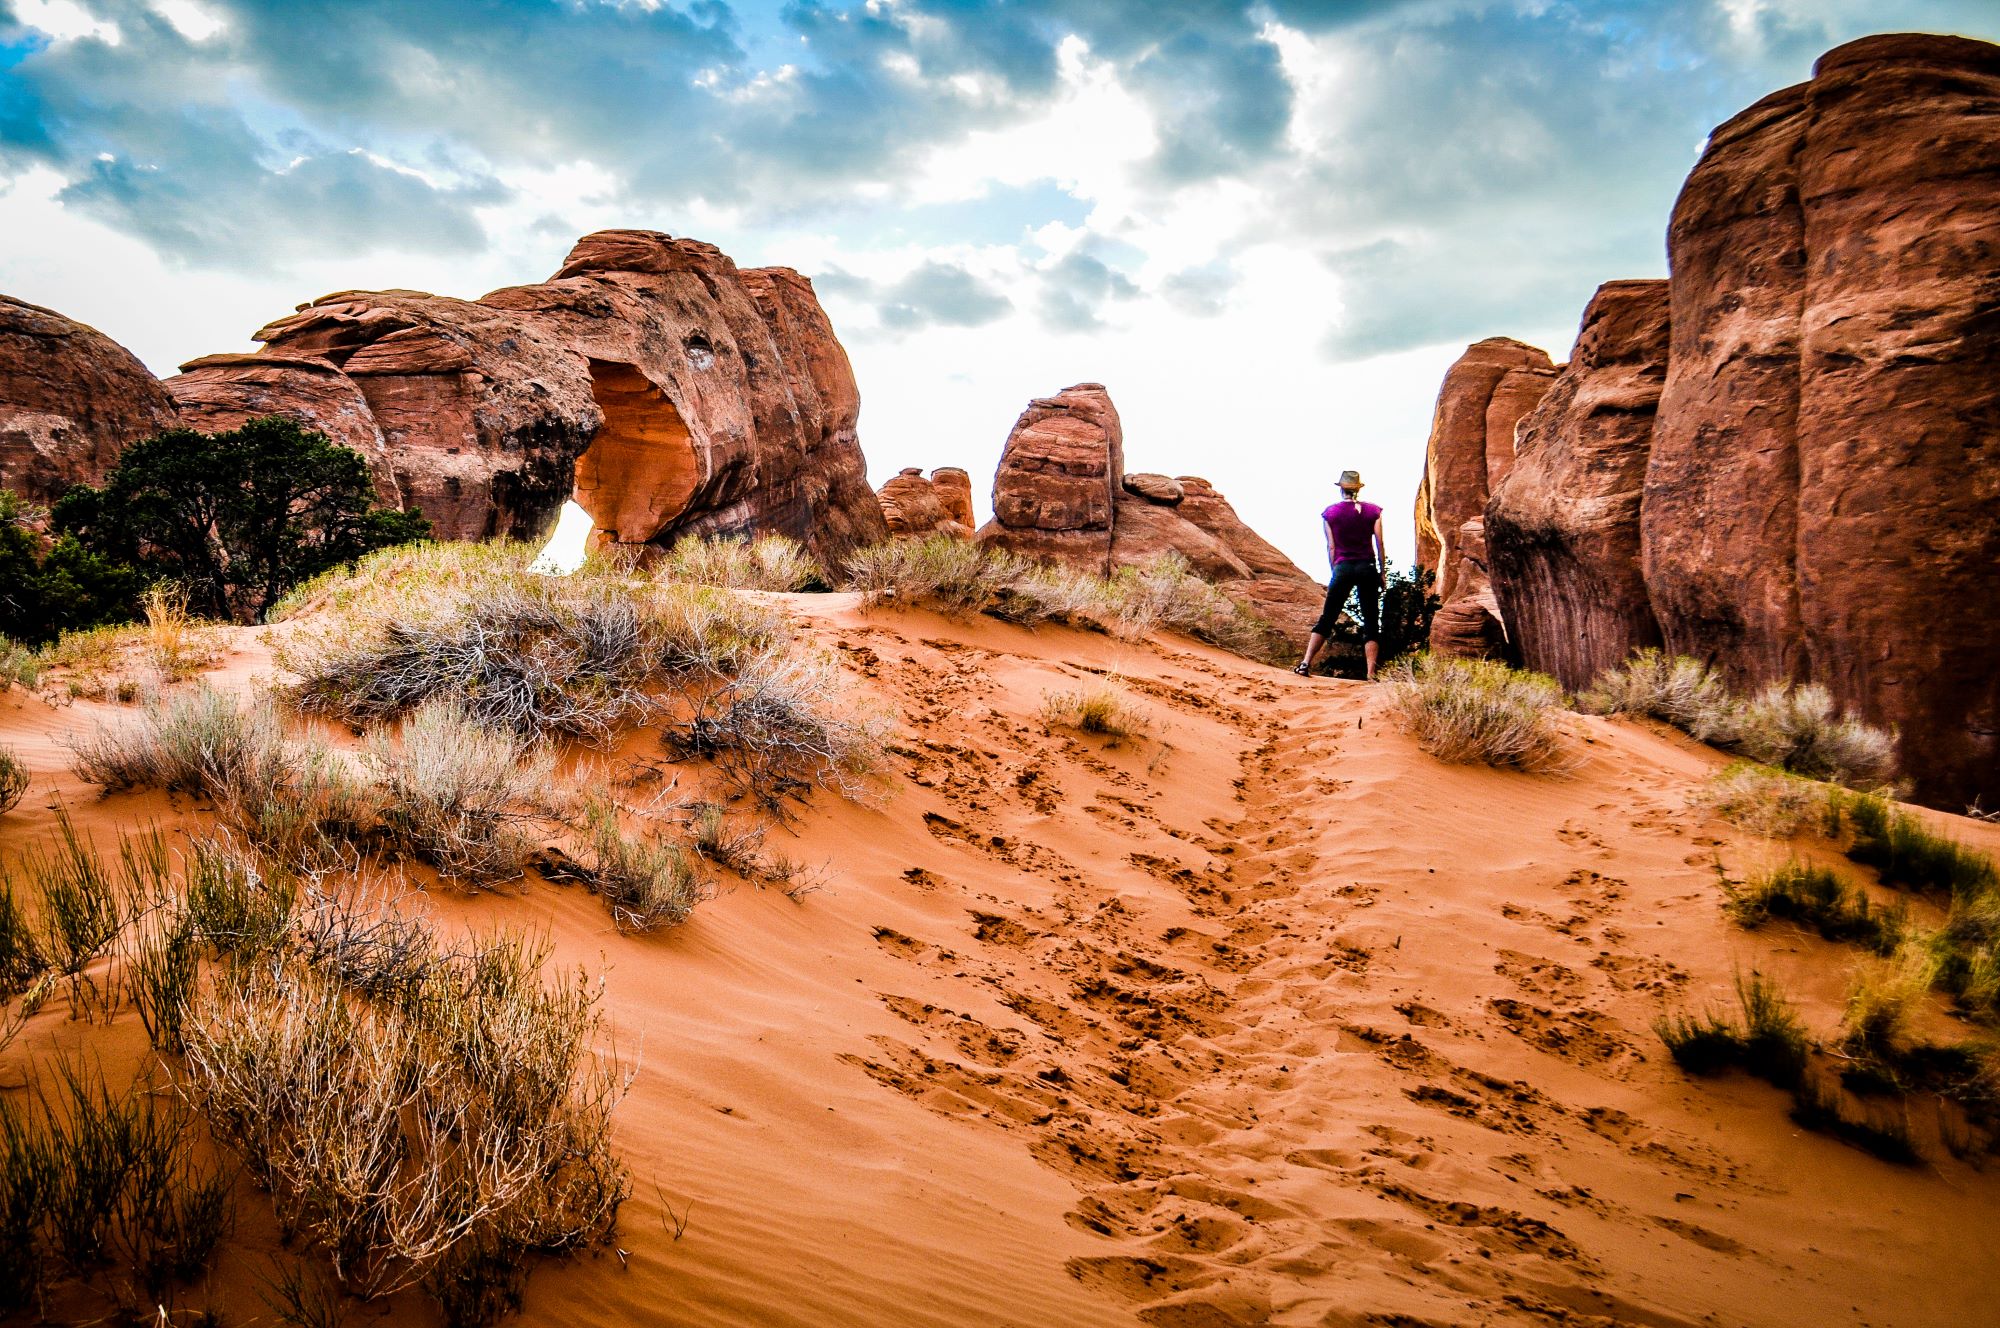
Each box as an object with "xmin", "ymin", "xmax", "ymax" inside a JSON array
[
  {"xmin": 1487, "ymin": 280, "xmax": 1669, "ymax": 691},
  {"xmin": 980, "ymin": 383, "xmax": 1124, "ymax": 573},
  {"xmin": 878, "ymin": 467, "xmax": 974, "ymax": 538},
  {"xmin": 166, "ymin": 353, "xmax": 404, "ymax": 506},
  {"xmin": 0, "ymin": 295, "xmax": 180, "ymax": 507},
  {"xmin": 981, "ymin": 383, "xmax": 1321, "ymax": 638}
]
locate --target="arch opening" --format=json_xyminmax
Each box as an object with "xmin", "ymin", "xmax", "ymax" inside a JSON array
[{"xmin": 571, "ymin": 359, "xmax": 700, "ymax": 550}]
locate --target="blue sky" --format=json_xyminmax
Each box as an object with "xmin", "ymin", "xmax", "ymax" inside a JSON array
[{"xmin": 2, "ymin": 0, "xmax": 1995, "ymax": 571}]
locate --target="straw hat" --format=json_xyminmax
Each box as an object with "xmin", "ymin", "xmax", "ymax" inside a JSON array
[{"xmin": 1338, "ymin": 469, "xmax": 1364, "ymax": 490}]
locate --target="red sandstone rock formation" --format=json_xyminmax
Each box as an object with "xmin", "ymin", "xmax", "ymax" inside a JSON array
[
  {"xmin": 979, "ymin": 383, "xmax": 1124, "ymax": 573},
  {"xmin": 150, "ymin": 230, "xmax": 888, "ymax": 563},
  {"xmin": 0, "ymin": 295, "xmax": 179, "ymax": 507},
  {"xmin": 878, "ymin": 467, "xmax": 973, "ymax": 538},
  {"xmin": 1413, "ymin": 338, "xmax": 1557, "ymax": 606},
  {"xmin": 1646, "ymin": 33, "xmax": 2000, "ymax": 808},
  {"xmin": 1426, "ymin": 518, "xmax": 1510, "ymax": 660},
  {"xmin": 166, "ymin": 353, "xmax": 404, "ymax": 506},
  {"xmin": 979, "ymin": 382, "xmax": 1319, "ymax": 639},
  {"xmin": 1424, "ymin": 34, "xmax": 1998, "ymax": 808},
  {"xmin": 1486, "ymin": 281, "xmax": 1669, "ymax": 690}
]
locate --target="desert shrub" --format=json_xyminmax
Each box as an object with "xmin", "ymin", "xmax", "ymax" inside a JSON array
[
  {"xmin": 684, "ymin": 799, "xmax": 764, "ymax": 870},
  {"xmin": 183, "ymin": 835, "xmax": 299, "ymax": 960},
  {"xmin": 0, "ymin": 636, "xmax": 38, "ymax": 690},
  {"xmin": 140, "ymin": 582, "xmax": 223, "ymax": 682},
  {"xmin": 846, "ymin": 534, "xmax": 1019, "ymax": 615},
  {"xmin": 1383, "ymin": 654, "xmax": 1568, "ymax": 770},
  {"xmin": 665, "ymin": 649, "xmax": 884, "ymax": 807},
  {"xmin": 1843, "ymin": 943, "xmax": 1941, "ymax": 1060},
  {"xmin": 574, "ymin": 799, "xmax": 706, "ymax": 932},
  {"xmin": 129, "ymin": 909, "xmax": 201, "ymax": 1053},
  {"xmin": 0, "ymin": 745, "xmax": 25, "ymax": 816},
  {"xmin": 370, "ymin": 699, "xmax": 554, "ymax": 884},
  {"xmin": 0, "ymin": 875, "xmax": 46, "ymax": 1000},
  {"xmin": 1689, "ymin": 762, "xmax": 1836, "ymax": 838},
  {"xmin": 1836, "ymin": 792, "xmax": 1998, "ymax": 902},
  {"xmin": 657, "ymin": 533, "xmax": 824, "ymax": 592},
  {"xmin": 280, "ymin": 549, "xmax": 788, "ymax": 743},
  {"xmin": 1580, "ymin": 649, "xmax": 1739, "ymax": 742},
  {"xmin": 0, "ymin": 1058, "xmax": 231, "ymax": 1313},
  {"xmin": 1657, "ymin": 972, "xmax": 1809, "ymax": 1090},
  {"xmin": 52, "ymin": 416, "xmax": 429, "ymax": 622},
  {"xmin": 0, "ymin": 489, "xmax": 148, "ymax": 646},
  {"xmin": 179, "ymin": 931, "xmax": 627, "ymax": 1313},
  {"xmin": 985, "ymin": 561, "xmax": 1111, "ymax": 627},
  {"xmin": 290, "ymin": 879, "xmax": 440, "ymax": 1003},
  {"xmin": 69, "ymin": 683, "xmax": 288, "ymax": 801},
  {"xmin": 1103, "ymin": 552, "xmax": 1278, "ymax": 658},
  {"xmin": 18, "ymin": 810, "xmax": 161, "ymax": 978},
  {"xmin": 1726, "ymin": 861, "xmax": 1905, "ymax": 954},
  {"xmin": 1733, "ymin": 683, "xmax": 1897, "ymax": 785},
  {"xmin": 1041, "ymin": 680, "xmax": 1149, "ymax": 739}
]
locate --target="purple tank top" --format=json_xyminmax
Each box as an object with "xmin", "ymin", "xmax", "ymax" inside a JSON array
[{"xmin": 1322, "ymin": 500, "xmax": 1381, "ymax": 564}]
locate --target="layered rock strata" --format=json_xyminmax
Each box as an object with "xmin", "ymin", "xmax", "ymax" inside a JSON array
[
  {"xmin": 0, "ymin": 295, "xmax": 180, "ymax": 508},
  {"xmin": 1487, "ymin": 281, "xmax": 1669, "ymax": 690}
]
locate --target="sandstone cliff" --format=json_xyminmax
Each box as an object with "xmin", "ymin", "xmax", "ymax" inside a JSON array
[
  {"xmin": 0, "ymin": 295, "xmax": 180, "ymax": 508},
  {"xmin": 2, "ymin": 231, "xmax": 890, "ymax": 568},
  {"xmin": 1425, "ymin": 33, "xmax": 2000, "ymax": 809},
  {"xmin": 1487, "ymin": 280, "xmax": 1669, "ymax": 691}
]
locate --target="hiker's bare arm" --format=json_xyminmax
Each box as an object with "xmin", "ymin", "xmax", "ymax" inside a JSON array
[
  {"xmin": 1373, "ymin": 516, "xmax": 1386, "ymax": 572},
  {"xmin": 1324, "ymin": 518, "xmax": 1337, "ymax": 569}
]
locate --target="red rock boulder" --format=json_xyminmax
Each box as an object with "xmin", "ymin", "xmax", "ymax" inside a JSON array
[
  {"xmin": 878, "ymin": 467, "xmax": 973, "ymax": 538},
  {"xmin": 165, "ymin": 353, "xmax": 404, "ymax": 507},
  {"xmin": 0, "ymin": 295, "xmax": 180, "ymax": 507},
  {"xmin": 979, "ymin": 382, "xmax": 1123, "ymax": 573},
  {"xmin": 1486, "ymin": 280, "xmax": 1669, "ymax": 690}
]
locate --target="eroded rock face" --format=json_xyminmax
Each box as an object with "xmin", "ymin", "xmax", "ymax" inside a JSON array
[
  {"xmin": 166, "ymin": 353, "xmax": 404, "ymax": 507},
  {"xmin": 980, "ymin": 382, "xmax": 1124, "ymax": 572},
  {"xmin": 188, "ymin": 230, "xmax": 890, "ymax": 563},
  {"xmin": 1413, "ymin": 337, "xmax": 1558, "ymax": 606},
  {"xmin": 878, "ymin": 467, "xmax": 972, "ymax": 538},
  {"xmin": 1487, "ymin": 281, "xmax": 1669, "ymax": 690},
  {"xmin": 1429, "ymin": 34, "xmax": 1999, "ymax": 808},
  {"xmin": 0, "ymin": 295, "xmax": 180, "ymax": 507},
  {"xmin": 1646, "ymin": 33, "xmax": 2000, "ymax": 808},
  {"xmin": 931, "ymin": 467, "xmax": 976, "ymax": 531}
]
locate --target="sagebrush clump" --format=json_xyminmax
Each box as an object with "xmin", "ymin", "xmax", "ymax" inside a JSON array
[
  {"xmin": 1584, "ymin": 649, "xmax": 1896, "ymax": 786},
  {"xmin": 1040, "ymin": 680, "xmax": 1149, "ymax": 740},
  {"xmin": 1383, "ymin": 654, "xmax": 1569, "ymax": 771}
]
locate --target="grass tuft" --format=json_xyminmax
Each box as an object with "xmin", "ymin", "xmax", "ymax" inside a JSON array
[
  {"xmin": 1382, "ymin": 654, "xmax": 1568, "ymax": 770},
  {"xmin": 656, "ymin": 533, "xmax": 824, "ymax": 592},
  {"xmin": 1040, "ymin": 680, "xmax": 1149, "ymax": 739},
  {"xmin": 1836, "ymin": 792, "xmax": 1998, "ymax": 902},
  {"xmin": 575, "ymin": 798, "xmax": 707, "ymax": 932},
  {"xmin": 1689, "ymin": 762, "xmax": 1836, "ymax": 839},
  {"xmin": 369, "ymin": 698, "xmax": 554, "ymax": 884},
  {"xmin": 0, "ymin": 744, "xmax": 26, "ymax": 816},
  {"xmin": 1725, "ymin": 861, "xmax": 1904, "ymax": 954}
]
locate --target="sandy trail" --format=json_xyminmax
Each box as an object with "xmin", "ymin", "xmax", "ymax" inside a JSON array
[{"xmin": 2, "ymin": 596, "xmax": 1997, "ymax": 1326}]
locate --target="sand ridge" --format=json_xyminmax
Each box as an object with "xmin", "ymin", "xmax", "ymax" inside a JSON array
[{"xmin": 3, "ymin": 595, "xmax": 1997, "ymax": 1326}]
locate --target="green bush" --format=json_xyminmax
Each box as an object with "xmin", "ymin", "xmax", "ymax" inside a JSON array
[
  {"xmin": 0, "ymin": 491, "xmax": 145, "ymax": 646},
  {"xmin": 1837, "ymin": 792, "xmax": 1999, "ymax": 902},
  {"xmin": 53, "ymin": 415, "xmax": 429, "ymax": 623}
]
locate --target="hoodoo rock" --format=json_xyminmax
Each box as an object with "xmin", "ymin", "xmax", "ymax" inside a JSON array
[
  {"xmin": 931, "ymin": 467, "xmax": 976, "ymax": 531},
  {"xmin": 1419, "ymin": 33, "xmax": 2000, "ymax": 809},
  {"xmin": 1487, "ymin": 280, "xmax": 1669, "ymax": 691},
  {"xmin": 0, "ymin": 295, "xmax": 180, "ymax": 507},
  {"xmin": 979, "ymin": 383, "xmax": 1124, "ymax": 573},
  {"xmin": 980, "ymin": 382, "xmax": 1321, "ymax": 639},
  {"xmin": 878, "ymin": 467, "xmax": 973, "ymax": 538},
  {"xmin": 1413, "ymin": 337, "xmax": 1557, "ymax": 607}
]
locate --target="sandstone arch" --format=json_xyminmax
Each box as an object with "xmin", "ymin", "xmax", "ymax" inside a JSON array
[{"xmin": 572, "ymin": 360, "xmax": 701, "ymax": 546}]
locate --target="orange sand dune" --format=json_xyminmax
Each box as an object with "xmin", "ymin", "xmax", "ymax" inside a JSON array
[{"xmin": 3, "ymin": 597, "xmax": 1998, "ymax": 1327}]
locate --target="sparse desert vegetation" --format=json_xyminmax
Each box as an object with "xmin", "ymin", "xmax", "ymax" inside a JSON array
[
  {"xmin": 844, "ymin": 535, "xmax": 1281, "ymax": 659},
  {"xmin": 0, "ymin": 745, "xmax": 25, "ymax": 815},
  {"xmin": 1382, "ymin": 653, "xmax": 1569, "ymax": 770},
  {"xmin": 1690, "ymin": 762, "xmax": 1836, "ymax": 838},
  {"xmin": 1585, "ymin": 649, "xmax": 1897, "ymax": 786},
  {"xmin": 1040, "ymin": 679, "xmax": 1149, "ymax": 740}
]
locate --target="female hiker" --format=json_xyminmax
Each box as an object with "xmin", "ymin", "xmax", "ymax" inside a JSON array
[{"xmin": 1294, "ymin": 469, "xmax": 1385, "ymax": 680}]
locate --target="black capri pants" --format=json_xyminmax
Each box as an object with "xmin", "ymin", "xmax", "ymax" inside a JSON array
[{"xmin": 1313, "ymin": 562, "xmax": 1381, "ymax": 641}]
